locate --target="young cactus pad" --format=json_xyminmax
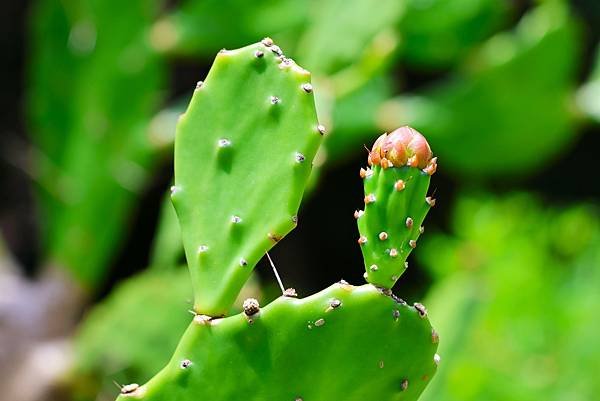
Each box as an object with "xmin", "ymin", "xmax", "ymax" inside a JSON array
[
  {"xmin": 116, "ymin": 282, "xmax": 439, "ymax": 401},
  {"xmin": 357, "ymin": 126, "xmax": 437, "ymax": 288},
  {"xmin": 172, "ymin": 39, "xmax": 323, "ymax": 316}
]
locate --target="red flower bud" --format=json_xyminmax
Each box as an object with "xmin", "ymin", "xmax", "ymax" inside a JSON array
[{"xmin": 367, "ymin": 126, "xmax": 433, "ymax": 169}]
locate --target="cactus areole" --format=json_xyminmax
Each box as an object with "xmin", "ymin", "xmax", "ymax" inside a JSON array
[{"xmin": 116, "ymin": 40, "xmax": 439, "ymax": 401}]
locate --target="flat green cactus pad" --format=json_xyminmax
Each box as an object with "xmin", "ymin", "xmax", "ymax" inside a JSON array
[
  {"xmin": 116, "ymin": 282, "xmax": 438, "ymax": 401},
  {"xmin": 172, "ymin": 40, "xmax": 323, "ymax": 316}
]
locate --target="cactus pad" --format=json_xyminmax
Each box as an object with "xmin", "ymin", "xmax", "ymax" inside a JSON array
[
  {"xmin": 116, "ymin": 282, "xmax": 438, "ymax": 401},
  {"xmin": 357, "ymin": 127, "xmax": 436, "ymax": 288},
  {"xmin": 172, "ymin": 39, "xmax": 322, "ymax": 316}
]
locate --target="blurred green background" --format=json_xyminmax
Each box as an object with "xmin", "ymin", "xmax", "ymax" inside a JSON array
[{"xmin": 0, "ymin": 0, "xmax": 598, "ymax": 400}]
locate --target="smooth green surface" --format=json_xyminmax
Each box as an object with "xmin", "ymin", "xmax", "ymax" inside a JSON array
[
  {"xmin": 116, "ymin": 282, "xmax": 438, "ymax": 401},
  {"xmin": 173, "ymin": 42, "xmax": 322, "ymax": 316},
  {"xmin": 418, "ymin": 194, "xmax": 600, "ymax": 401},
  {"xmin": 358, "ymin": 166, "xmax": 431, "ymax": 288}
]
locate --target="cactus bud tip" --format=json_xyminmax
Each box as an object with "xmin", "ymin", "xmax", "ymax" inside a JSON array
[{"xmin": 368, "ymin": 126, "xmax": 433, "ymax": 169}]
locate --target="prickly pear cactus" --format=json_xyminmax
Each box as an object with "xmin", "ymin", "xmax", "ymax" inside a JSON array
[
  {"xmin": 116, "ymin": 283, "xmax": 438, "ymax": 401},
  {"xmin": 356, "ymin": 126, "xmax": 437, "ymax": 288},
  {"xmin": 172, "ymin": 38, "xmax": 323, "ymax": 316},
  {"xmin": 115, "ymin": 40, "xmax": 439, "ymax": 401}
]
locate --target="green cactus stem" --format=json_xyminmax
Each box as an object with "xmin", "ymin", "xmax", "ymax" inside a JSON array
[
  {"xmin": 116, "ymin": 282, "xmax": 438, "ymax": 401},
  {"xmin": 172, "ymin": 39, "xmax": 323, "ymax": 316},
  {"xmin": 356, "ymin": 126, "xmax": 437, "ymax": 289}
]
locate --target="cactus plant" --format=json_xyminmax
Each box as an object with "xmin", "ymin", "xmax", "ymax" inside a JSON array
[
  {"xmin": 116, "ymin": 283, "xmax": 437, "ymax": 401},
  {"xmin": 171, "ymin": 39, "xmax": 322, "ymax": 316},
  {"xmin": 357, "ymin": 126, "xmax": 437, "ymax": 288},
  {"xmin": 114, "ymin": 39, "xmax": 439, "ymax": 400}
]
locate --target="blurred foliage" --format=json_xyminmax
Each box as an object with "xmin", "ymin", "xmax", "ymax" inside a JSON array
[
  {"xmin": 71, "ymin": 269, "xmax": 263, "ymax": 401},
  {"xmin": 71, "ymin": 268, "xmax": 192, "ymax": 400},
  {"xmin": 296, "ymin": 0, "xmax": 404, "ymax": 74},
  {"xmin": 380, "ymin": 1, "xmax": 581, "ymax": 176},
  {"xmin": 147, "ymin": 194, "xmax": 181, "ymax": 269},
  {"xmin": 151, "ymin": 0, "xmax": 308, "ymax": 57},
  {"xmin": 576, "ymin": 43, "xmax": 600, "ymax": 123},
  {"xmin": 418, "ymin": 194, "xmax": 600, "ymax": 401},
  {"xmin": 399, "ymin": 0, "xmax": 510, "ymax": 69},
  {"xmin": 27, "ymin": 0, "xmax": 167, "ymax": 286}
]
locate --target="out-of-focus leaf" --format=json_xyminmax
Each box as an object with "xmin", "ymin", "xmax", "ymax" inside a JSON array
[
  {"xmin": 28, "ymin": 0, "xmax": 167, "ymax": 286},
  {"xmin": 379, "ymin": 2, "xmax": 581, "ymax": 177},
  {"xmin": 399, "ymin": 0, "xmax": 510, "ymax": 69},
  {"xmin": 418, "ymin": 194, "xmax": 600, "ymax": 401},
  {"xmin": 576, "ymin": 43, "xmax": 600, "ymax": 123},
  {"xmin": 296, "ymin": 0, "xmax": 404, "ymax": 74},
  {"xmin": 72, "ymin": 269, "xmax": 193, "ymax": 400},
  {"xmin": 325, "ymin": 75, "xmax": 394, "ymax": 162},
  {"xmin": 72, "ymin": 268, "xmax": 263, "ymax": 401},
  {"xmin": 148, "ymin": 194, "xmax": 182, "ymax": 269},
  {"xmin": 151, "ymin": 0, "xmax": 308, "ymax": 57}
]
